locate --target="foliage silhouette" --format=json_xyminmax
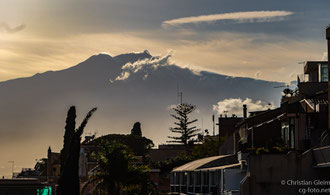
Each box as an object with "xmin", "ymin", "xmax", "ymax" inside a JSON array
[
  {"xmin": 94, "ymin": 133, "xmax": 154, "ymax": 157},
  {"xmin": 57, "ymin": 106, "xmax": 97, "ymax": 195},
  {"xmin": 82, "ymin": 140, "xmax": 155, "ymax": 195},
  {"xmin": 131, "ymin": 122, "xmax": 142, "ymax": 136}
]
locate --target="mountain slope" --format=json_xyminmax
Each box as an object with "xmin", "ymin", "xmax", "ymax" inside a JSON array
[{"xmin": 0, "ymin": 51, "xmax": 284, "ymax": 177}]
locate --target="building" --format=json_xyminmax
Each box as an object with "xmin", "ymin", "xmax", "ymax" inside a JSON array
[
  {"xmin": 0, "ymin": 178, "xmax": 52, "ymax": 195},
  {"xmin": 171, "ymin": 25, "xmax": 330, "ymax": 195},
  {"xmin": 46, "ymin": 147, "xmax": 61, "ymax": 187},
  {"xmin": 148, "ymin": 144, "xmax": 187, "ymax": 162},
  {"xmin": 170, "ymin": 155, "xmax": 243, "ymax": 194},
  {"xmin": 238, "ymin": 26, "xmax": 330, "ymax": 195}
]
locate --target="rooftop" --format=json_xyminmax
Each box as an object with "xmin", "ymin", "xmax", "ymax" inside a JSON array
[
  {"xmin": 172, "ymin": 154, "xmax": 238, "ymax": 172},
  {"xmin": 304, "ymin": 61, "xmax": 327, "ymax": 74}
]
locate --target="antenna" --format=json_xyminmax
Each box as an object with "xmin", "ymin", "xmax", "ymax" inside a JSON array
[
  {"xmin": 177, "ymin": 82, "xmax": 179, "ymax": 104},
  {"xmin": 212, "ymin": 114, "xmax": 215, "ymax": 136},
  {"xmin": 180, "ymin": 92, "xmax": 183, "ymax": 104},
  {"xmin": 176, "ymin": 81, "xmax": 183, "ymax": 104}
]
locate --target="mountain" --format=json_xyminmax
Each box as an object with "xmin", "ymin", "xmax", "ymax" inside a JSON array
[{"xmin": 0, "ymin": 50, "xmax": 284, "ymax": 177}]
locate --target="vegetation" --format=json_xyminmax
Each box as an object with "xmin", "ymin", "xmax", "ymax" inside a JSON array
[
  {"xmin": 58, "ymin": 106, "xmax": 97, "ymax": 195},
  {"xmin": 131, "ymin": 122, "xmax": 142, "ymax": 136},
  {"xmin": 95, "ymin": 133, "xmax": 154, "ymax": 158},
  {"xmin": 167, "ymin": 103, "xmax": 200, "ymax": 152},
  {"xmin": 82, "ymin": 140, "xmax": 156, "ymax": 195},
  {"xmin": 191, "ymin": 136, "xmax": 225, "ymax": 159},
  {"xmin": 247, "ymin": 138, "xmax": 291, "ymax": 155}
]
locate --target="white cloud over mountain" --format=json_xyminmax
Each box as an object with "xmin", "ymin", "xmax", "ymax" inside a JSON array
[
  {"xmin": 115, "ymin": 52, "xmax": 175, "ymax": 81},
  {"xmin": 162, "ymin": 11, "xmax": 294, "ymax": 27}
]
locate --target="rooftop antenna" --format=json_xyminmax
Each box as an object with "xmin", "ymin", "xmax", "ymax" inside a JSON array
[
  {"xmin": 180, "ymin": 92, "xmax": 183, "ymax": 104},
  {"xmin": 176, "ymin": 81, "xmax": 183, "ymax": 104},
  {"xmin": 212, "ymin": 114, "xmax": 215, "ymax": 136},
  {"xmin": 177, "ymin": 82, "xmax": 179, "ymax": 104}
]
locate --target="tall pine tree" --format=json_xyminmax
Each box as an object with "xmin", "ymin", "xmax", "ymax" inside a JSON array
[
  {"xmin": 57, "ymin": 106, "xmax": 97, "ymax": 195},
  {"xmin": 167, "ymin": 103, "xmax": 200, "ymax": 152}
]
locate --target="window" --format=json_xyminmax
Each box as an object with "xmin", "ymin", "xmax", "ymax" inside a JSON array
[
  {"xmin": 281, "ymin": 118, "xmax": 295, "ymax": 148},
  {"xmin": 183, "ymin": 172, "xmax": 187, "ymax": 185},
  {"xmin": 319, "ymin": 64, "xmax": 328, "ymax": 82},
  {"xmin": 196, "ymin": 171, "xmax": 201, "ymax": 186},
  {"xmin": 210, "ymin": 171, "xmax": 216, "ymax": 186},
  {"xmin": 289, "ymin": 118, "xmax": 295, "ymax": 148},
  {"xmin": 203, "ymin": 171, "xmax": 209, "ymax": 186},
  {"xmin": 170, "ymin": 173, "xmax": 174, "ymax": 185},
  {"xmin": 189, "ymin": 172, "xmax": 194, "ymax": 186}
]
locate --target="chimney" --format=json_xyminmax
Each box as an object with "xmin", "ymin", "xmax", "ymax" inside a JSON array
[
  {"xmin": 243, "ymin": 104, "xmax": 247, "ymax": 119},
  {"xmin": 327, "ymin": 25, "xmax": 330, "ymax": 130}
]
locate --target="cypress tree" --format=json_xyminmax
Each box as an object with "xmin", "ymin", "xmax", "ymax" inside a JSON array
[{"xmin": 58, "ymin": 106, "xmax": 97, "ymax": 195}]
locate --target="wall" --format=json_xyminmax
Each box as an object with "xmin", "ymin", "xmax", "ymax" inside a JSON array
[{"xmin": 241, "ymin": 150, "xmax": 330, "ymax": 195}]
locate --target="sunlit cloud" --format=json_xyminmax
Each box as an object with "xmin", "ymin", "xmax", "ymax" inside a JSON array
[
  {"xmin": 162, "ymin": 11, "xmax": 293, "ymax": 27},
  {"xmin": 115, "ymin": 52, "xmax": 173, "ymax": 81},
  {"xmin": 115, "ymin": 71, "xmax": 131, "ymax": 81},
  {"xmin": 213, "ymin": 98, "xmax": 275, "ymax": 116}
]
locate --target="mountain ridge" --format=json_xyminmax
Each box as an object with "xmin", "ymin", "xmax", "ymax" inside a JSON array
[{"xmin": 0, "ymin": 51, "xmax": 284, "ymax": 176}]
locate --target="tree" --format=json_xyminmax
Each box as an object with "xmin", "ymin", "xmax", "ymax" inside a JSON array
[
  {"xmin": 167, "ymin": 103, "xmax": 200, "ymax": 152},
  {"xmin": 191, "ymin": 136, "xmax": 225, "ymax": 159},
  {"xmin": 82, "ymin": 140, "xmax": 154, "ymax": 195},
  {"xmin": 94, "ymin": 133, "xmax": 154, "ymax": 157},
  {"xmin": 57, "ymin": 106, "xmax": 97, "ymax": 195},
  {"xmin": 131, "ymin": 122, "xmax": 142, "ymax": 136}
]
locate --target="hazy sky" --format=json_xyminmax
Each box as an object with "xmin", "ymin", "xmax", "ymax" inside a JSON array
[
  {"xmin": 1, "ymin": 0, "xmax": 330, "ymax": 82},
  {"xmin": 0, "ymin": 0, "xmax": 330, "ymax": 178}
]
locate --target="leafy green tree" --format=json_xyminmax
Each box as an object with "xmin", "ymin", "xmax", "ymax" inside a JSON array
[
  {"xmin": 58, "ymin": 106, "xmax": 97, "ymax": 195},
  {"xmin": 82, "ymin": 140, "xmax": 154, "ymax": 195},
  {"xmin": 167, "ymin": 103, "xmax": 200, "ymax": 152},
  {"xmin": 131, "ymin": 122, "xmax": 142, "ymax": 136}
]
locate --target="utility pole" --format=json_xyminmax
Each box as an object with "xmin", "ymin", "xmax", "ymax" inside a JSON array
[{"xmin": 8, "ymin": 161, "xmax": 14, "ymax": 178}]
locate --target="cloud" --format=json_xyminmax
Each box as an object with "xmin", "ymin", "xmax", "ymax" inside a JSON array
[
  {"xmin": 213, "ymin": 98, "xmax": 274, "ymax": 116},
  {"xmin": 115, "ymin": 52, "xmax": 174, "ymax": 81},
  {"xmin": 115, "ymin": 71, "xmax": 131, "ymax": 81},
  {"xmin": 0, "ymin": 22, "xmax": 26, "ymax": 33},
  {"xmin": 162, "ymin": 11, "xmax": 293, "ymax": 27}
]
